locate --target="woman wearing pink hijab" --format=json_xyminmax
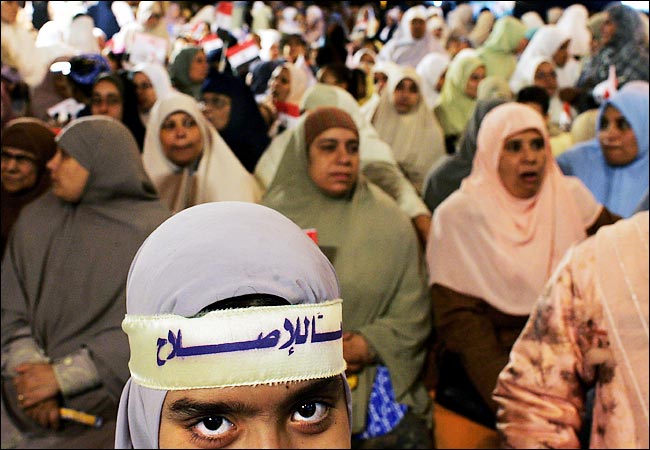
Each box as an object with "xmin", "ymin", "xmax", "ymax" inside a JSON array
[{"xmin": 425, "ymin": 103, "xmax": 619, "ymax": 427}]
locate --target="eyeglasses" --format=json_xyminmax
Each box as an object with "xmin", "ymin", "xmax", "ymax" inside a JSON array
[
  {"xmin": 91, "ymin": 94, "xmax": 121, "ymax": 106},
  {"xmin": 200, "ymin": 96, "xmax": 232, "ymax": 109},
  {"xmin": 535, "ymin": 71, "xmax": 557, "ymax": 81},
  {"xmin": 134, "ymin": 82, "xmax": 153, "ymax": 91},
  {"xmin": 1, "ymin": 150, "xmax": 37, "ymax": 165}
]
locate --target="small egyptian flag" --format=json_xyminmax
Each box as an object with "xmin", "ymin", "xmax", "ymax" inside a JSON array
[
  {"xmin": 226, "ymin": 39, "xmax": 260, "ymax": 69},
  {"xmin": 214, "ymin": 1, "xmax": 233, "ymax": 31}
]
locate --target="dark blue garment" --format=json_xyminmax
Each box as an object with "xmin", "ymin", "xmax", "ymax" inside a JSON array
[
  {"xmin": 353, "ymin": 365, "xmax": 408, "ymax": 439},
  {"xmin": 201, "ymin": 72, "xmax": 270, "ymax": 172},
  {"xmin": 87, "ymin": 1, "xmax": 121, "ymax": 40}
]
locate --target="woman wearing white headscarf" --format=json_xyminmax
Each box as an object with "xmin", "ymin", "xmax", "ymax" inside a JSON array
[
  {"xmin": 376, "ymin": 5, "xmax": 439, "ymax": 68},
  {"xmin": 143, "ymin": 92, "xmax": 261, "ymax": 213},
  {"xmin": 370, "ymin": 66, "xmax": 446, "ymax": 193},
  {"xmin": 130, "ymin": 62, "xmax": 174, "ymax": 125},
  {"xmin": 509, "ymin": 24, "xmax": 571, "ymax": 93},
  {"xmin": 115, "ymin": 201, "xmax": 352, "ymax": 448},
  {"xmin": 415, "ymin": 52, "xmax": 451, "ymax": 110},
  {"xmin": 553, "ymin": 6, "xmax": 591, "ymax": 89}
]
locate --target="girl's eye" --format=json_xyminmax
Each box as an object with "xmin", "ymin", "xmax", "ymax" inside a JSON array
[
  {"xmin": 162, "ymin": 122, "xmax": 176, "ymax": 131},
  {"xmin": 531, "ymin": 138, "xmax": 545, "ymax": 150},
  {"xmin": 615, "ymin": 118, "xmax": 630, "ymax": 131},
  {"xmin": 183, "ymin": 118, "xmax": 197, "ymax": 128},
  {"xmin": 319, "ymin": 144, "xmax": 337, "ymax": 152},
  {"xmin": 347, "ymin": 143, "xmax": 359, "ymax": 154},
  {"xmin": 291, "ymin": 402, "xmax": 329, "ymax": 424},
  {"xmin": 504, "ymin": 140, "xmax": 522, "ymax": 152},
  {"xmin": 193, "ymin": 415, "xmax": 235, "ymax": 438}
]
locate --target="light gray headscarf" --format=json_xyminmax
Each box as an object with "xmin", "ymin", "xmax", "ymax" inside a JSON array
[{"xmin": 115, "ymin": 201, "xmax": 351, "ymax": 448}]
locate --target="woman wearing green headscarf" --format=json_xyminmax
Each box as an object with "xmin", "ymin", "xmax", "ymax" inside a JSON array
[
  {"xmin": 475, "ymin": 15, "xmax": 527, "ymax": 81},
  {"xmin": 168, "ymin": 46, "xmax": 209, "ymax": 100},
  {"xmin": 434, "ymin": 49, "xmax": 486, "ymax": 154},
  {"xmin": 263, "ymin": 106, "xmax": 433, "ymax": 448}
]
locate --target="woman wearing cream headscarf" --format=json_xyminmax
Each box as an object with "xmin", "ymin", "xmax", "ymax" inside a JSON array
[
  {"xmin": 427, "ymin": 102, "xmax": 618, "ymax": 425},
  {"xmin": 434, "ymin": 49, "xmax": 486, "ymax": 153},
  {"xmin": 142, "ymin": 92, "xmax": 261, "ymax": 213},
  {"xmin": 261, "ymin": 61, "xmax": 312, "ymax": 136},
  {"xmin": 475, "ymin": 15, "xmax": 527, "ymax": 81},
  {"xmin": 376, "ymin": 4, "xmax": 439, "ymax": 68},
  {"xmin": 468, "ymin": 9, "xmax": 496, "ymax": 48},
  {"xmin": 370, "ymin": 66, "xmax": 445, "ymax": 193}
]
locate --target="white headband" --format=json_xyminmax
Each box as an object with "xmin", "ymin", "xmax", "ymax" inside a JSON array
[{"xmin": 123, "ymin": 299, "xmax": 345, "ymax": 390}]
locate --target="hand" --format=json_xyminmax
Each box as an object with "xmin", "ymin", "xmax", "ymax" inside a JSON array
[
  {"xmin": 412, "ymin": 214, "xmax": 431, "ymax": 247},
  {"xmin": 343, "ymin": 332, "xmax": 375, "ymax": 375},
  {"xmin": 13, "ymin": 362, "xmax": 60, "ymax": 409},
  {"xmin": 558, "ymin": 87, "xmax": 582, "ymax": 104},
  {"xmin": 24, "ymin": 397, "xmax": 60, "ymax": 430}
]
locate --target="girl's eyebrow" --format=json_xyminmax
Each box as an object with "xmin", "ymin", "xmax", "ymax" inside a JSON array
[{"xmin": 166, "ymin": 377, "xmax": 343, "ymax": 420}]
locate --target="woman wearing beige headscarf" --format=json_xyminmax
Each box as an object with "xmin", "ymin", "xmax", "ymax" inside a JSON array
[
  {"xmin": 370, "ymin": 66, "xmax": 445, "ymax": 193},
  {"xmin": 468, "ymin": 9, "xmax": 495, "ymax": 48},
  {"xmin": 426, "ymin": 102, "xmax": 618, "ymax": 425},
  {"xmin": 261, "ymin": 61, "xmax": 312, "ymax": 136},
  {"xmin": 143, "ymin": 92, "xmax": 261, "ymax": 213}
]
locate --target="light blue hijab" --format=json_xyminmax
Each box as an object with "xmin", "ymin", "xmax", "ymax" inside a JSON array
[{"xmin": 557, "ymin": 88, "xmax": 649, "ymax": 217}]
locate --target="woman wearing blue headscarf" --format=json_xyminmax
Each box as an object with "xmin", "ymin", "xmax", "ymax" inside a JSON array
[{"xmin": 557, "ymin": 87, "xmax": 649, "ymax": 218}]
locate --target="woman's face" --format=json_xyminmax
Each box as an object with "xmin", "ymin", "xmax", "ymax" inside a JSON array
[
  {"xmin": 1, "ymin": 147, "xmax": 38, "ymax": 193},
  {"xmin": 598, "ymin": 105, "xmax": 638, "ymax": 166},
  {"xmin": 46, "ymin": 148, "xmax": 90, "ymax": 203},
  {"xmin": 200, "ymin": 92, "xmax": 232, "ymax": 131},
  {"xmin": 307, "ymin": 127, "xmax": 359, "ymax": 198},
  {"xmin": 159, "ymin": 112, "xmax": 204, "ymax": 167},
  {"xmin": 270, "ymin": 66, "xmax": 291, "ymax": 103},
  {"xmin": 373, "ymin": 71, "xmax": 389, "ymax": 95},
  {"xmin": 392, "ymin": 77, "xmax": 420, "ymax": 114},
  {"xmin": 409, "ymin": 18, "xmax": 426, "ymax": 40},
  {"xmin": 188, "ymin": 51, "xmax": 209, "ymax": 83},
  {"xmin": 533, "ymin": 62, "xmax": 558, "ymax": 97},
  {"xmin": 133, "ymin": 72, "xmax": 157, "ymax": 113},
  {"xmin": 159, "ymin": 377, "xmax": 350, "ymax": 449},
  {"xmin": 552, "ymin": 40, "xmax": 570, "ymax": 67},
  {"xmin": 498, "ymin": 128, "xmax": 547, "ymax": 199},
  {"xmin": 600, "ymin": 14, "xmax": 617, "ymax": 46},
  {"xmin": 91, "ymin": 80, "xmax": 123, "ymax": 121},
  {"xmin": 464, "ymin": 66, "xmax": 486, "ymax": 99}
]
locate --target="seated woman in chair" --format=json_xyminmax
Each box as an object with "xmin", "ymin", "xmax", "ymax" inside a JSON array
[{"xmin": 426, "ymin": 103, "xmax": 619, "ymax": 427}]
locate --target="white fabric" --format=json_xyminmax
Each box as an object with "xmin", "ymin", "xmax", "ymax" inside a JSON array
[
  {"xmin": 509, "ymin": 25, "xmax": 570, "ymax": 94},
  {"xmin": 415, "ymin": 52, "xmax": 451, "ymax": 109},
  {"xmin": 556, "ymin": 4, "xmax": 591, "ymax": 57}
]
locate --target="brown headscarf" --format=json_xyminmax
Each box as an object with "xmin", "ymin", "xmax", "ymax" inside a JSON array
[{"xmin": 1, "ymin": 117, "xmax": 57, "ymax": 257}]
